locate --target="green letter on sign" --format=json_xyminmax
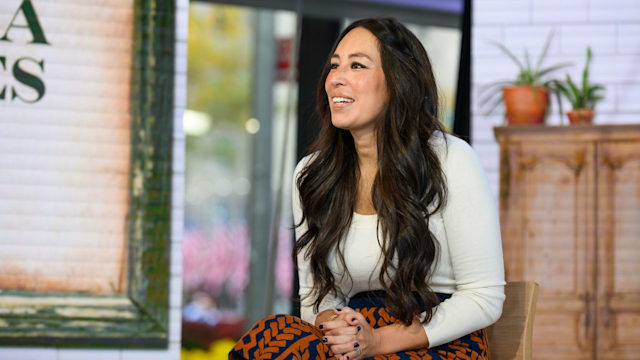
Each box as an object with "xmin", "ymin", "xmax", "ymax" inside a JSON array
[
  {"xmin": 1, "ymin": 0, "xmax": 49, "ymax": 45},
  {"xmin": 0, "ymin": 57, "xmax": 6, "ymax": 99},
  {"xmin": 12, "ymin": 57, "xmax": 45, "ymax": 103}
]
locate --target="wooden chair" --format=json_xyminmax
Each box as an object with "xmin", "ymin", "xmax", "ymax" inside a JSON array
[{"xmin": 487, "ymin": 281, "xmax": 540, "ymax": 360}]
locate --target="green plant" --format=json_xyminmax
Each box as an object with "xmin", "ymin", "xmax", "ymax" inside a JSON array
[
  {"xmin": 480, "ymin": 31, "xmax": 572, "ymax": 114},
  {"xmin": 554, "ymin": 47, "xmax": 604, "ymax": 110}
]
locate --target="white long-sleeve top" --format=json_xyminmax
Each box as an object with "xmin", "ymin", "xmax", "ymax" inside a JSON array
[{"xmin": 293, "ymin": 132, "xmax": 505, "ymax": 348}]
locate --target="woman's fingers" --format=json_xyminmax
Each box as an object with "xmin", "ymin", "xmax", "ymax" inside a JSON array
[
  {"xmin": 325, "ymin": 334, "xmax": 356, "ymax": 348},
  {"xmin": 320, "ymin": 307, "xmax": 355, "ymax": 332},
  {"xmin": 336, "ymin": 307, "xmax": 362, "ymax": 324},
  {"xmin": 342, "ymin": 312, "xmax": 374, "ymax": 358},
  {"xmin": 350, "ymin": 311, "xmax": 367, "ymax": 323},
  {"xmin": 334, "ymin": 307, "xmax": 360, "ymax": 328},
  {"xmin": 323, "ymin": 324, "xmax": 358, "ymax": 337},
  {"xmin": 321, "ymin": 318, "xmax": 349, "ymax": 332},
  {"xmin": 329, "ymin": 340, "xmax": 361, "ymax": 359},
  {"xmin": 345, "ymin": 315, "xmax": 360, "ymax": 326},
  {"xmin": 333, "ymin": 307, "xmax": 355, "ymax": 317},
  {"xmin": 321, "ymin": 308, "xmax": 372, "ymax": 359},
  {"xmin": 342, "ymin": 348, "xmax": 360, "ymax": 360}
]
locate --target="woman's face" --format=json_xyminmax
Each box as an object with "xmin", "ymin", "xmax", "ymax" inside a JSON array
[{"xmin": 325, "ymin": 27, "xmax": 389, "ymax": 136}]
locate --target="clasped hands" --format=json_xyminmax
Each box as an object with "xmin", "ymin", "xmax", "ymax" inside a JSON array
[{"xmin": 318, "ymin": 307, "xmax": 380, "ymax": 360}]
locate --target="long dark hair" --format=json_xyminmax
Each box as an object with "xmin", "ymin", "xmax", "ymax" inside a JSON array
[{"xmin": 293, "ymin": 17, "xmax": 447, "ymax": 326}]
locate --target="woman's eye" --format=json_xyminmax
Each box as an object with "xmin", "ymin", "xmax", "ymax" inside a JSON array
[
  {"xmin": 351, "ymin": 62, "xmax": 366, "ymax": 69},
  {"xmin": 330, "ymin": 63, "xmax": 339, "ymax": 69}
]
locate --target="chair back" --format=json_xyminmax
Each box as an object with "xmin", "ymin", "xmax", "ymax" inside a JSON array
[{"xmin": 487, "ymin": 281, "xmax": 540, "ymax": 360}]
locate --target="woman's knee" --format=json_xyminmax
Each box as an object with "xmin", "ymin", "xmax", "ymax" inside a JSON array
[
  {"xmin": 248, "ymin": 313, "xmax": 292, "ymax": 331},
  {"xmin": 262, "ymin": 313, "xmax": 290, "ymax": 324}
]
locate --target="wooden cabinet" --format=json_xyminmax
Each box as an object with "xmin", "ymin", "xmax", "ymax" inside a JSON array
[{"xmin": 494, "ymin": 125, "xmax": 640, "ymax": 360}]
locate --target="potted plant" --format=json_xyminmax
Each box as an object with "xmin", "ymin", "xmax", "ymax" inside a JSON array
[
  {"xmin": 554, "ymin": 47, "xmax": 604, "ymax": 125},
  {"xmin": 480, "ymin": 31, "xmax": 571, "ymax": 125}
]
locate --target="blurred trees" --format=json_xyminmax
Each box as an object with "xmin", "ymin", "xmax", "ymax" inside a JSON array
[{"xmin": 188, "ymin": 4, "xmax": 253, "ymax": 128}]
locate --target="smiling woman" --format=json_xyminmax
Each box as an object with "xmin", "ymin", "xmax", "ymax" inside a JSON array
[{"xmin": 229, "ymin": 17, "xmax": 504, "ymax": 360}]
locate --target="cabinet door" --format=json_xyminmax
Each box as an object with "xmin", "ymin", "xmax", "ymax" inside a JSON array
[
  {"xmin": 499, "ymin": 141, "xmax": 596, "ymax": 360},
  {"xmin": 596, "ymin": 142, "xmax": 640, "ymax": 359}
]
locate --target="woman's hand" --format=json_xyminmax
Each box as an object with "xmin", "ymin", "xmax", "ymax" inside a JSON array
[{"xmin": 320, "ymin": 307, "xmax": 380, "ymax": 360}]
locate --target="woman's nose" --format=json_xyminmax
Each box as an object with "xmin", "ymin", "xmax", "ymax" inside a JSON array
[{"xmin": 328, "ymin": 69, "xmax": 346, "ymax": 87}]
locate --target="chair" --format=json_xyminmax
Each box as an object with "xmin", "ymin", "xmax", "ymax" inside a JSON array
[{"xmin": 487, "ymin": 281, "xmax": 540, "ymax": 360}]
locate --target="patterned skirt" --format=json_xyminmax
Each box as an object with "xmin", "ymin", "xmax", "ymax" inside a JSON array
[{"xmin": 229, "ymin": 292, "xmax": 489, "ymax": 360}]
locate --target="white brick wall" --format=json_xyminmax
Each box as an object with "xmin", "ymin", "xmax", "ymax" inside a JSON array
[
  {"xmin": 472, "ymin": 0, "xmax": 640, "ymax": 197},
  {"xmin": 0, "ymin": 0, "xmax": 187, "ymax": 358}
]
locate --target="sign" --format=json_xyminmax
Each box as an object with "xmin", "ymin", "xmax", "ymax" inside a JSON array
[{"xmin": 0, "ymin": 0, "xmax": 133, "ymax": 294}]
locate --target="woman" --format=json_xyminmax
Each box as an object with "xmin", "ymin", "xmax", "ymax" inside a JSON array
[{"xmin": 230, "ymin": 17, "xmax": 505, "ymax": 360}]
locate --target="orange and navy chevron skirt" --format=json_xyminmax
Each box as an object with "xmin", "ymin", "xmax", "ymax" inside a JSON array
[{"xmin": 229, "ymin": 292, "xmax": 489, "ymax": 359}]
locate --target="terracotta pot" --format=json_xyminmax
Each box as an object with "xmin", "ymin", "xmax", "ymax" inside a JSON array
[
  {"xmin": 503, "ymin": 86, "xmax": 549, "ymax": 125},
  {"xmin": 567, "ymin": 108, "xmax": 594, "ymax": 125}
]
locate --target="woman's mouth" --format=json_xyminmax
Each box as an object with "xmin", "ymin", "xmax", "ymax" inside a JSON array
[{"xmin": 332, "ymin": 96, "xmax": 355, "ymax": 104}]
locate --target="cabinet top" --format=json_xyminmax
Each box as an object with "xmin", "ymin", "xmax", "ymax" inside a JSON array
[{"xmin": 494, "ymin": 124, "xmax": 640, "ymax": 142}]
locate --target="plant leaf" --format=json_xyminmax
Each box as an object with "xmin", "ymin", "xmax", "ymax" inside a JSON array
[
  {"xmin": 535, "ymin": 30, "xmax": 555, "ymax": 73},
  {"xmin": 537, "ymin": 62, "xmax": 573, "ymax": 79},
  {"xmin": 491, "ymin": 41, "xmax": 525, "ymax": 71},
  {"xmin": 478, "ymin": 89, "xmax": 504, "ymax": 107},
  {"xmin": 482, "ymin": 93, "xmax": 506, "ymax": 115},
  {"xmin": 566, "ymin": 75, "xmax": 582, "ymax": 108},
  {"xmin": 582, "ymin": 46, "xmax": 592, "ymax": 94},
  {"xmin": 589, "ymin": 84, "xmax": 605, "ymax": 92},
  {"xmin": 478, "ymin": 80, "xmax": 516, "ymax": 93},
  {"xmin": 477, "ymin": 80, "xmax": 516, "ymax": 101},
  {"xmin": 586, "ymin": 85, "xmax": 605, "ymax": 100},
  {"xmin": 552, "ymin": 85, "xmax": 565, "ymax": 124},
  {"xmin": 555, "ymin": 81, "xmax": 576, "ymax": 107},
  {"xmin": 517, "ymin": 70, "xmax": 534, "ymax": 85}
]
